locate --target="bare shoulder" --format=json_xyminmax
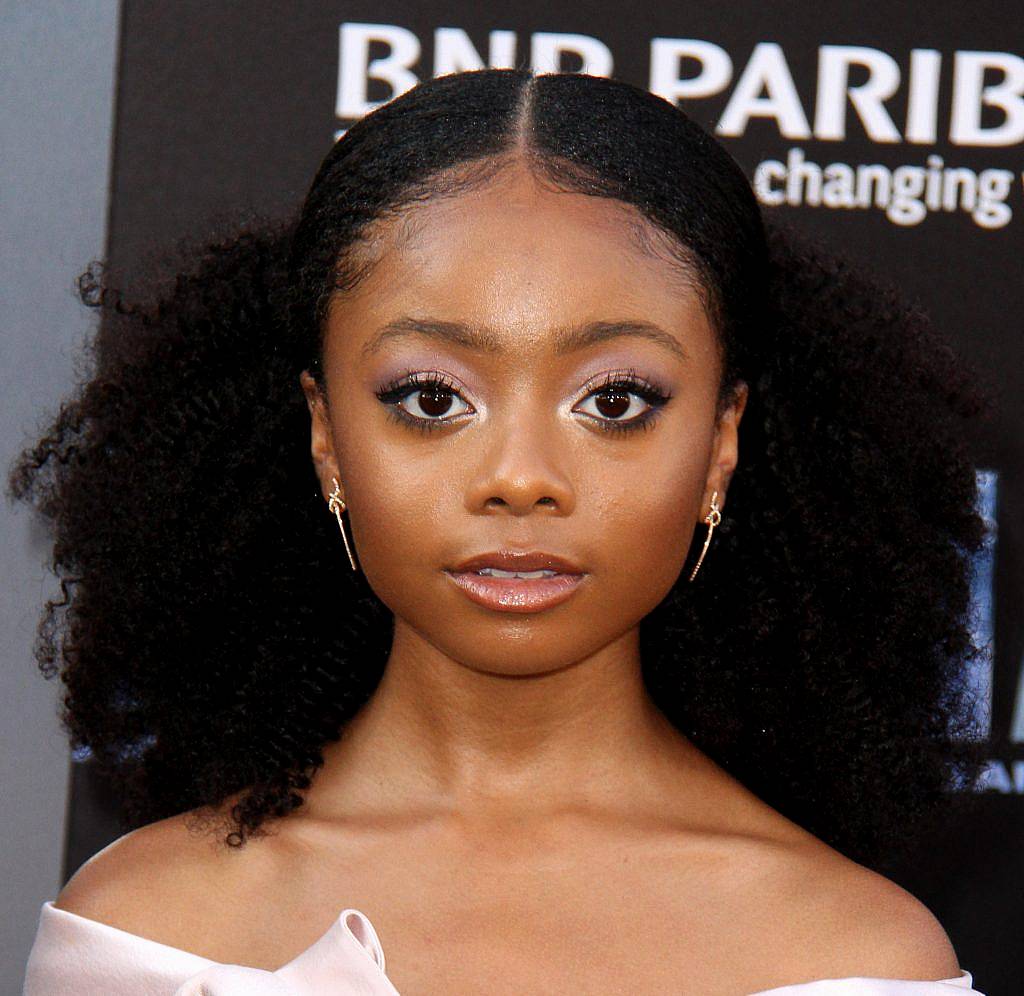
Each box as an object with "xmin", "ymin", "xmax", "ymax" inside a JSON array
[
  {"xmin": 52, "ymin": 800, "xmax": 264, "ymax": 950},
  {"xmin": 828, "ymin": 857, "xmax": 962, "ymax": 979},
  {"xmin": 764, "ymin": 838, "xmax": 963, "ymax": 983}
]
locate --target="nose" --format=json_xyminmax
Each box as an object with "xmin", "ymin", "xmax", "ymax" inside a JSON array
[{"xmin": 465, "ymin": 412, "xmax": 576, "ymax": 516}]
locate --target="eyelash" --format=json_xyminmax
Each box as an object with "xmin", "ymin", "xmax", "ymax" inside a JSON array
[{"xmin": 374, "ymin": 367, "xmax": 672, "ymax": 436}]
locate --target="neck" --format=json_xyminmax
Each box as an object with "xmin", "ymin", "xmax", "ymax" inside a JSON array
[{"xmin": 305, "ymin": 619, "xmax": 708, "ymax": 825}]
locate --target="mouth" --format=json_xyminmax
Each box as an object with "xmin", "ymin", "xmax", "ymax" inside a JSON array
[
  {"xmin": 443, "ymin": 570, "xmax": 587, "ymax": 613},
  {"xmin": 444, "ymin": 550, "xmax": 587, "ymax": 614}
]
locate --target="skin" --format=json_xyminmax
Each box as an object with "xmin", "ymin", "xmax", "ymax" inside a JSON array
[
  {"xmin": 53, "ymin": 160, "xmax": 963, "ymax": 994},
  {"xmin": 297, "ymin": 160, "xmax": 746, "ymax": 825}
]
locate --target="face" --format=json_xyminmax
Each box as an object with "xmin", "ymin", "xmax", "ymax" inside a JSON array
[{"xmin": 300, "ymin": 163, "xmax": 747, "ymax": 677}]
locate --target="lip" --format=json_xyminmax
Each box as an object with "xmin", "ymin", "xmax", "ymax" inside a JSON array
[
  {"xmin": 444, "ymin": 550, "xmax": 587, "ymax": 614},
  {"xmin": 449, "ymin": 550, "xmax": 584, "ymax": 574},
  {"xmin": 444, "ymin": 571, "xmax": 587, "ymax": 614}
]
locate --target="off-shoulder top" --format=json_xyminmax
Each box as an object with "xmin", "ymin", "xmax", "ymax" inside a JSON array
[{"xmin": 22, "ymin": 900, "xmax": 986, "ymax": 995}]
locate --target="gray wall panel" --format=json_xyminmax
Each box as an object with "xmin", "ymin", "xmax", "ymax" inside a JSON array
[{"xmin": 1, "ymin": 1, "xmax": 120, "ymax": 990}]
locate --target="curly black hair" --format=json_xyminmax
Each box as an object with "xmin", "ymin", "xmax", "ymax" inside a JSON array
[{"xmin": 7, "ymin": 68, "xmax": 997, "ymax": 867}]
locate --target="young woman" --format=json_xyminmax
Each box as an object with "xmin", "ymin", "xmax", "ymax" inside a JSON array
[{"xmin": 15, "ymin": 68, "xmax": 992, "ymax": 994}]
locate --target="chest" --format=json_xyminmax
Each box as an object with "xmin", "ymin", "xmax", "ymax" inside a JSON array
[
  {"xmin": 225, "ymin": 843, "xmax": 829, "ymax": 995},
  {"xmin": 356, "ymin": 892, "xmax": 808, "ymax": 996}
]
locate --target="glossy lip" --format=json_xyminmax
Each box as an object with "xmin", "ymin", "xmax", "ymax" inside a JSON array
[
  {"xmin": 448, "ymin": 550, "xmax": 584, "ymax": 574},
  {"xmin": 444, "ymin": 550, "xmax": 587, "ymax": 614},
  {"xmin": 443, "ymin": 571, "xmax": 587, "ymax": 614}
]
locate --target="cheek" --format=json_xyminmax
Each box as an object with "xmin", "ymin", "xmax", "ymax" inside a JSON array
[
  {"xmin": 591, "ymin": 448, "xmax": 705, "ymax": 606},
  {"xmin": 330, "ymin": 437, "xmax": 459, "ymax": 609}
]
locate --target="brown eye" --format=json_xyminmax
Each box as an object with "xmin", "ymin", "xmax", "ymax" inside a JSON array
[
  {"xmin": 399, "ymin": 384, "xmax": 470, "ymax": 421},
  {"xmin": 572, "ymin": 371, "xmax": 672, "ymax": 435},
  {"xmin": 592, "ymin": 388, "xmax": 631, "ymax": 420},
  {"xmin": 375, "ymin": 372, "xmax": 474, "ymax": 430},
  {"xmin": 575, "ymin": 387, "xmax": 653, "ymax": 423},
  {"xmin": 410, "ymin": 385, "xmax": 456, "ymax": 418}
]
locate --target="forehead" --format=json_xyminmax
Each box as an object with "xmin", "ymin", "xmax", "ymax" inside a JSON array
[{"xmin": 325, "ymin": 165, "xmax": 712, "ymax": 361}]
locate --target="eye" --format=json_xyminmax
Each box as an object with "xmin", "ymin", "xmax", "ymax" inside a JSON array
[
  {"xmin": 375, "ymin": 367, "xmax": 672, "ymax": 436},
  {"xmin": 573, "ymin": 369, "xmax": 672, "ymax": 434},
  {"xmin": 375, "ymin": 371, "xmax": 473, "ymax": 431}
]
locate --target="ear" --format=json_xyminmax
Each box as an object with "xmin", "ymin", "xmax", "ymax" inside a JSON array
[
  {"xmin": 299, "ymin": 370, "xmax": 343, "ymax": 502},
  {"xmin": 703, "ymin": 379, "xmax": 748, "ymax": 516}
]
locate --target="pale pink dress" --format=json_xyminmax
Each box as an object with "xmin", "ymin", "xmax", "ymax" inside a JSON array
[{"xmin": 23, "ymin": 899, "xmax": 986, "ymax": 995}]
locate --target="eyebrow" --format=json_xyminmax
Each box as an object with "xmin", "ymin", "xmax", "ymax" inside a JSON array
[{"xmin": 360, "ymin": 316, "xmax": 688, "ymax": 362}]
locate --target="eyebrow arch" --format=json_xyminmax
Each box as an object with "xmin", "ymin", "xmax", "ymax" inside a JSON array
[{"xmin": 360, "ymin": 316, "xmax": 688, "ymax": 362}]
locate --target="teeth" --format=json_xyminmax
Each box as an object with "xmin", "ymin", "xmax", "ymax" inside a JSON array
[{"xmin": 476, "ymin": 568, "xmax": 558, "ymax": 579}]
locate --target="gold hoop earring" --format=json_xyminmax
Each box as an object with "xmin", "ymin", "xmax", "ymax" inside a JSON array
[
  {"xmin": 327, "ymin": 476, "xmax": 358, "ymax": 572},
  {"xmin": 688, "ymin": 490, "xmax": 721, "ymax": 583}
]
